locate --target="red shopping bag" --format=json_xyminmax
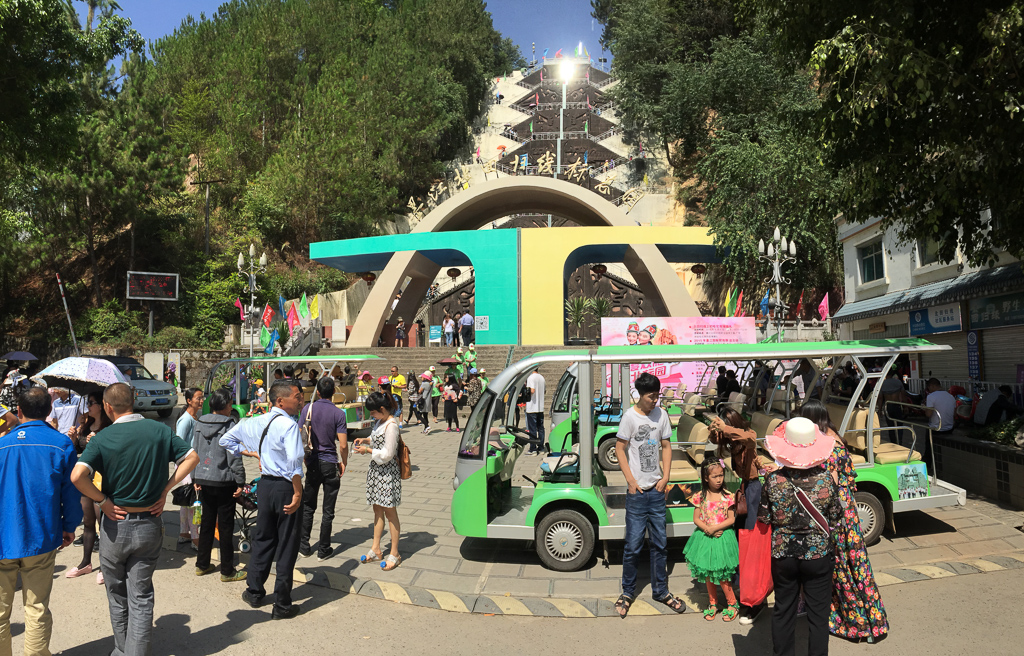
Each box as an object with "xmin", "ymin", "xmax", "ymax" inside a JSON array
[{"xmin": 738, "ymin": 520, "xmax": 773, "ymax": 607}]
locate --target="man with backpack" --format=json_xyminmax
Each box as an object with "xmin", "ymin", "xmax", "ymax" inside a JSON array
[
  {"xmin": 297, "ymin": 376, "xmax": 347, "ymax": 561},
  {"xmin": 191, "ymin": 388, "xmax": 247, "ymax": 582}
]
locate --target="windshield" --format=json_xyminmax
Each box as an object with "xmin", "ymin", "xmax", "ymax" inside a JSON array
[
  {"xmin": 459, "ymin": 390, "xmax": 496, "ymax": 458},
  {"xmin": 119, "ymin": 365, "xmax": 154, "ymax": 381},
  {"xmin": 552, "ymin": 368, "xmax": 575, "ymax": 414}
]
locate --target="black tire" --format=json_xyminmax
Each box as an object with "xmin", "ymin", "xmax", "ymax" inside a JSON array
[
  {"xmin": 596, "ymin": 438, "xmax": 620, "ymax": 471},
  {"xmin": 535, "ymin": 508, "xmax": 595, "ymax": 572},
  {"xmin": 157, "ymin": 408, "xmax": 172, "ymax": 418},
  {"xmin": 855, "ymin": 491, "xmax": 885, "ymax": 545}
]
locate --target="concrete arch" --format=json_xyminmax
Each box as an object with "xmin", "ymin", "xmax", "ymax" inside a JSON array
[{"xmin": 336, "ymin": 176, "xmax": 701, "ymax": 347}]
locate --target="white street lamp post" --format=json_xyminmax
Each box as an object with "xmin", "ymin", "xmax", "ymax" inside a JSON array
[
  {"xmin": 556, "ymin": 60, "xmax": 574, "ymax": 178},
  {"xmin": 238, "ymin": 243, "xmax": 268, "ymax": 358},
  {"xmin": 757, "ymin": 227, "xmax": 797, "ymax": 341}
]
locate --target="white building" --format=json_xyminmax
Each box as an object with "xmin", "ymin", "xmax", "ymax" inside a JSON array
[{"xmin": 833, "ymin": 213, "xmax": 1024, "ymax": 384}]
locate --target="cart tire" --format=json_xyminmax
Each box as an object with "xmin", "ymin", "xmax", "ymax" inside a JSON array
[
  {"xmin": 239, "ymin": 540, "xmax": 251, "ymax": 554},
  {"xmin": 855, "ymin": 491, "xmax": 885, "ymax": 545},
  {"xmin": 535, "ymin": 508, "xmax": 595, "ymax": 572},
  {"xmin": 157, "ymin": 408, "xmax": 172, "ymax": 418},
  {"xmin": 596, "ymin": 438, "xmax": 620, "ymax": 471}
]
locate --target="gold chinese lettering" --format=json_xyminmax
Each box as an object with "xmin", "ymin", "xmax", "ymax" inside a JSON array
[{"xmin": 537, "ymin": 151, "xmax": 555, "ymax": 175}]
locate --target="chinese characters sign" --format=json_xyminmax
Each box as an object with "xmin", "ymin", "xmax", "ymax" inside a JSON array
[
  {"xmin": 968, "ymin": 292, "xmax": 1024, "ymax": 330},
  {"xmin": 909, "ymin": 302, "xmax": 962, "ymax": 336},
  {"xmin": 600, "ymin": 317, "xmax": 756, "ymax": 390}
]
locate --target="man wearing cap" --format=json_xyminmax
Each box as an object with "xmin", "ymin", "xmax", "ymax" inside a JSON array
[
  {"xmin": 758, "ymin": 418, "xmax": 842, "ymax": 656},
  {"xmin": 453, "ymin": 347, "xmax": 466, "ymax": 380},
  {"xmin": 429, "ymin": 366, "xmax": 441, "ymax": 421},
  {"xmin": 387, "ymin": 367, "xmax": 406, "ymax": 425}
]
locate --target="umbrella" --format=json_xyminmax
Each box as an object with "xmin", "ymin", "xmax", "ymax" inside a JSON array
[
  {"xmin": 2, "ymin": 351, "xmax": 37, "ymax": 361},
  {"xmin": 437, "ymin": 358, "xmax": 459, "ymax": 365},
  {"xmin": 31, "ymin": 357, "xmax": 132, "ymax": 396}
]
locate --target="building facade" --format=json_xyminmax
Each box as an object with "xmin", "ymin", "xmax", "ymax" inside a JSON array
[{"xmin": 833, "ymin": 214, "xmax": 1024, "ymax": 384}]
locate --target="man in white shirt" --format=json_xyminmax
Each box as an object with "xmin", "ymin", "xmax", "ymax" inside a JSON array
[
  {"xmin": 924, "ymin": 378, "xmax": 956, "ymax": 432},
  {"xmin": 524, "ymin": 368, "xmax": 545, "ymax": 455}
]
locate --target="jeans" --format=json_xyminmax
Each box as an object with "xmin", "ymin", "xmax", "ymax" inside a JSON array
[
  {"xmin": 99, "ymin": 513, "xmax": 163, "ymax": 656},
  {"xmin": 445, "ymin": 332, "xmax": 453, "ymax": 347},
  {"xmin": 742, "ymin": 479, "xmax": 762, "ymax": 531},
  {"xmin": 621, "ymin": 487, "xmax": 669, "ymax": 600},
  {"xmin": 526, "ymin": 412, "xmax": 545, "ymax": 453},
  {"xmin": 247, "ymin": 477, "xmax": 301, "ymax": 610},
  {"xmin": 196, "ymin": 483, "xmax": 238, "ymax": 576},
  {"xmin": 300, "ymin": 461, "xmax": 341, "ymax": 556},
  {"xmin": 771, "ymin": 555, "xmax": 834, "ymax": 656},
  {"xmin": 0, "ymin": 549, "xmax": 57, "ymax": 656}
]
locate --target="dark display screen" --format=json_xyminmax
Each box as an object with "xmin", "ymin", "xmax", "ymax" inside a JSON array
[{"xmin": 126, "ymin": 271, "xmax": 178, "ymax": 301}]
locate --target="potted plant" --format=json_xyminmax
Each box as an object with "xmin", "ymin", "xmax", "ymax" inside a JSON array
[{"xmin": 564, "ymin": 296, "xmax": 594, "ymax": 344}]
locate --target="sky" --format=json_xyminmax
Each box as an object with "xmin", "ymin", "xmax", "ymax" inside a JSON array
[{"xmin": 74, "ymin": 0, "xmax": 607, "ymax": 66}]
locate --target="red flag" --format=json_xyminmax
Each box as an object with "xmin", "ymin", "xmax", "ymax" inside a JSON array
[
  {"xmin": 735, "ymin": 290, "xmax": 744, "ymax": 317},
  {"xmin": 535, "ymin": 92, "xmax": 539, "ymax": 105},
  {"xmin": 795, "ymin": 291, "xmax": 804, "ymax": 318},
  {"xmin": 286, "ymin": 303, "xmax": 300, "ymax": 336},
  {"xmin": 234, "ymin": 298, "xmax": 245, "ymax": 322},
  {"xmin": 818, "ymin": 293, "xmax": 830, "ymax": 320},
  {"xmin": 261, "ymin": 303, "xmax": 275, "ymax": 328}
]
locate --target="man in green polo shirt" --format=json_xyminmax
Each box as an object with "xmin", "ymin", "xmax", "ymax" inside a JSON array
[{"xmin": 71, "ymin": 382, "xmax": 197, "ymax": 656}]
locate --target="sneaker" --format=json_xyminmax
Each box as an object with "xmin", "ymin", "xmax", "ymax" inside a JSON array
[
  {"xmin": 271, "ymin": 604, "xmax": 301, "ymax": 620},
  {"xmin": 317, "ymin": 546, "xmax": 335, "ymax": 562},
  {"xmin": 241, "ymin": 589, "xmax": 265, "ymax": 608},
  {"xmin": 221, "ymin": 571, "xmax": 247, "ymax": 583},
  {"xmin": 739, "ymin": 603, "xmax": 764, "ymax": 626},
  {"xmin": 195, "ymin": 565, "xmax": 218, "ymax": 577},
  {"xmin": 298, "ymin": 547, "xmax": 313, "ymax": 559}
]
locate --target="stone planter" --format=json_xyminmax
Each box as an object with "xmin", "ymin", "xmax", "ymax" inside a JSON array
[{"xmin": 934, "ymin": 433, "xmax": 1024, "ymax": 510}]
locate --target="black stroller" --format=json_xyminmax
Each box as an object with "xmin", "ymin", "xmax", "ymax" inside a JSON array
[{"xmin": 234, "ymin": 478, "xmax": 259, "ymax": 553}]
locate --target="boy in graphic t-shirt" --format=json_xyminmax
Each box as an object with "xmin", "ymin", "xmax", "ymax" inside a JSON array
[{"xmin": 614, "ymin": 372, "xmax": 686, "ymax": 617}]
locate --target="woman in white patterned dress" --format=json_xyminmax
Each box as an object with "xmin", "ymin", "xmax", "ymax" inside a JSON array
[{"xmin": 352, "ymin": 391, "xmax": 403, "ymax": 571}]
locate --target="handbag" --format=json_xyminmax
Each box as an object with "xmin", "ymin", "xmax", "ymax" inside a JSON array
[
  {"xmin": 171, "ymin": 484, "xmax": 197, "ymax": 507},
  {"xmin": 397, "ymin": 438, "xmax": 412, "ymax": 480},
  {"xmin": 734, "ymin": 481, "xmax": 748, "ymax": 516},
  {"xmin": 738, "ymin": 520, "xmax": 773, "ymax": 606}
]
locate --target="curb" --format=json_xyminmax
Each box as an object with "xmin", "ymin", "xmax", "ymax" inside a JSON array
[{"xmin": 166, "ymin": 538, "xmax": 1024, "ymax": 617}]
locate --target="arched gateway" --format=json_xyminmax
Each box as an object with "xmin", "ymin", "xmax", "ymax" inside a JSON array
[{"xmin": 310, "ymin": 176, "xmax": 719, "ymax": 346}]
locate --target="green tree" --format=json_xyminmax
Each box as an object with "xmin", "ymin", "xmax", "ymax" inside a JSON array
[{"xmin": 748, "ymin": 0, "xmax": 1024, "ymax": 264}]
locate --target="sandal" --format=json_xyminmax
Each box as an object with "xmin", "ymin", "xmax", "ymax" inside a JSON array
[
  {"xmin": 381, "ymin": 554, "xmax": 402, "ymax": 571},
  {"xmin": 723, "ymin": 603, "xmax": 740, "ymax": 622},
  {"xmin": 703, "ymin": 603, "xmax": 719, "ymax": 621},
  {"xmin": 614, "ymin": 594, "xmax": 634, "ymax": 619},
  {"xmin": 359, "ymin": 549, "xmax": 382, "ymax": 564},
  {"xmin": 654, "ymin": 593, "xmax": 687, "ymax": 614}
]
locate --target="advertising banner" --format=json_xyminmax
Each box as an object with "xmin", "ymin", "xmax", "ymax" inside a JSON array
[
  {"xmin": 909, "ymin": 303, "xmax": 962, "ymax": 336},
  {"xmin": 429, "ymin": 325, "xmax": 443, "ymax": 341},
  {"xmin": 600, "ymin": 317, "xmax": 757, "ymax": 392},
  {"xmin": 969, "ymin": 291, "xmax": 1024, "ymax": 330}
]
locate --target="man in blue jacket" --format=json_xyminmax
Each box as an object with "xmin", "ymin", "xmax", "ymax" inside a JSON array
[{"xmin": 0, "ymin": 387, "xmax": 83, "ymax": 656}]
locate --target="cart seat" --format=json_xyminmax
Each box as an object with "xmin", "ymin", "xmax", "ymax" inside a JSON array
[
  {"xmin": 682, "ymin": 393, "xmax": 704, "ymax": 416},
  {"xmin": 540, "ymin": 453, "xmax": 579, "ymax": 475},
  {"xmin": 872, "ymin": 442, "xmax": 921, "ymax": 464},
  {"xmin": 827, "ymin": 404, "xmax": 882, "ymax": 450},
  {"xmin": 750, "ymin": 412, "xmax": 783, "ymax": 441},
  {"xmin": 670, "ymin": 448, "xmax": 699, "ymax": 482},
  {"xmin": 721, "ymin": 392, "xmax": 746, "ymax": 413},
  {"xmin": 675, "ymin": 414, "xmax": 711, "ymax": 465},
  {"xmin": 848, "ymin": 451, "xmax": 867, "ymax": 465}
]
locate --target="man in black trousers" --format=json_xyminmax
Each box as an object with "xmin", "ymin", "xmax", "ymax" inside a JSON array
[{"xmin": 220, "ymin": 380, "xmax": 305, "ymax": 619}]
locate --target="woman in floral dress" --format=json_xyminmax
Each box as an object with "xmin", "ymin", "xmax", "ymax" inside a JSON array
[{"xmin": 800, "ymin": 399, "xmax": 889, "ymax": 642}]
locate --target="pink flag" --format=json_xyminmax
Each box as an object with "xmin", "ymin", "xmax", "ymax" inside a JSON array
[
  {"xmin": 735, "ymin": 290, "xmax": 744, "ymax": 317},
  {"xmin": 286, "ymin": 303, "xmax": 300, "ymax": 336},
  {"xmin": 555, "ymin": 48, "xmax": 562, "ymax": 58},
  {"xmin": 540, "ymin": 69, "xmax": 543, "ymax": 81},
  {"xmin": 234, "ymin": 298, "xmax": 245, "ymax": 322},
  {"xmin": 476, "ymin": 146, "xmax": 480, "ymax": 158},
  {"xmin": 817, "ymin": 293, "xmax": 829, "ymax": 320}
]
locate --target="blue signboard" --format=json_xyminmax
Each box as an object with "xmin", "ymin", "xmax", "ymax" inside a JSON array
[
  {"xmin": 967, "ymin": 330, "xmax": 981, "ymax": 380},
  {"xmin": 429, "ymin": 325, "xmax": 443, "ymax": 340},
  {"xmin": 909, "ymin": 302, "xmax": 962, "ymax": 336}
]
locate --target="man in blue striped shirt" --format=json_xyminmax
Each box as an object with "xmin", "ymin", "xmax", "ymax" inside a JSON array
[{"xmin": 0, "ymin": 388, "xmax": 83, "ymax": 656}]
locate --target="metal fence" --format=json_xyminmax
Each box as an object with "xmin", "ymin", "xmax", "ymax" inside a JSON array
[{"xmin": 906, "ymin": 378, "xmax": 1024, "ymax": 399}]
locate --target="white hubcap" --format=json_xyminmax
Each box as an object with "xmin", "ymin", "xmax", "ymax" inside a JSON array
[{"xmin": 546, "ymin": 521, "xmax": 583, "ymax": 561}]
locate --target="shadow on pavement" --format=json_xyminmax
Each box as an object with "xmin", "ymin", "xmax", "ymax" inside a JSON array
[{"xmin": 888, "ymin": 510, "xmax": 957, "ymax": 537}]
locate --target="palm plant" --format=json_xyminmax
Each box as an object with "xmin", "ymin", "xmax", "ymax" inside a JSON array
[
  {"xmin": 565, "ymin": 296, "xmax": 594, "ymax": 339},
  {"xmin": 590, "ymin": 296, "xmax": 612, "ymax": 322}
]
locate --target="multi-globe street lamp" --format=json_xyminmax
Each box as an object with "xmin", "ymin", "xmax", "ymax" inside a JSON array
[
  {"xmin": 757, "ymin": 227, "xmax": 797, "ymax": 341},
  {"xmin": 237, "ymin": 243, "xmax": 268, "ymax": 357}
]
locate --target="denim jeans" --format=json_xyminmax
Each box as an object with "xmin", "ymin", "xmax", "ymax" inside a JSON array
[
  {"xmin": 621, "ymin": 487, "xmax": 669, "ymax": 600},
  {"xmin": 99, "ymin": 513, "xmax": 163, "ymax": 656},
  {"xmin": 301, "ymin": 461, "xmax": 341, "ymax": 556},
  {"xmin": 526, "ymin": 412, "xmax": 545, "ymax": 453},
  {"xmin": 445, "ymin": 333, "xmax": 453, "ymax": 347},
  {"xmin": 742, "ymin": 479, "xmax": 763, "ymax": 531}
]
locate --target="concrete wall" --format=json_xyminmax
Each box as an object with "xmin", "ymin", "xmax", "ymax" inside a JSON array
[{"xmin": 935, "ymin": 433, "xmax": 1024, "ymax": 510}]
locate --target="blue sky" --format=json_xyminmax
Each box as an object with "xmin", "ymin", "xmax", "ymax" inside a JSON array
[{"xmin": 75, "ymin": 0, "xmax": 607, "ymax": 64}]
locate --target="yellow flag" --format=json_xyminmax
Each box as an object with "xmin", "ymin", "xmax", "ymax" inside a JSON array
[{"xmin": 310, "ymin": 294, "xmax": 320, "ymax": 320}]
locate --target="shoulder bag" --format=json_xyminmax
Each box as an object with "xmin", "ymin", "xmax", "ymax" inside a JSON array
[
  {"xmin": 384, "ymin": 419, "xmax": 412, "ymax": 480},
  {"xmin": 792, "ymin": 482, "xmax": 831, "ymax": 534},
  {"xmin": 302, "ymin": 402, "xmax": 318, "ymax": 461}
]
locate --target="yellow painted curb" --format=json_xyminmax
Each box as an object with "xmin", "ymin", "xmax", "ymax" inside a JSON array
[
  {"xmin": 1002, "ymin": 553, "xmax": 1024, "ymax": 564},
  {"xmin": 377, "ymin": 580, "xmax": 412, "ymax": 605},
  {"xmin": 546, "ymin": 598, "xmax": 594, "ymax": 618},
  {"xmin": 873, "ymin": 572, "xmax": 903, "ymax": 587},
  {"xmin": 904, "ymin": 565, "xmax": 955, "ymax": 579},
  {"xmin": 486, "ymin": 595, "xmax": 532, "ymax": 615},
  {"xmin": 427, "ymin": 589, "xmax": 471, "ymax": 613},
  {"xmin": 966, "ymin": 559, "xmax": 1005, "ymax": 573},
  {"xmin": 625, "ymin": 599, "xmax": 661, "ymax": 616},
  {"xmin": 324, "ymin": 571, "xmax": 357, "ymax": 593}
]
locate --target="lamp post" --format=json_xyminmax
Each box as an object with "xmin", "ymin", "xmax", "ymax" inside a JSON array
[
  {"xmin": 238, "ymin": 243, "xmax": 268, "ymax": 357},
  {"xmin": 757, "ymin": 226, "xmax": 797, "ymax": 342},
  {"xmin": 556, "ymin": 60, "xmax": 574, "ymax": 178}
]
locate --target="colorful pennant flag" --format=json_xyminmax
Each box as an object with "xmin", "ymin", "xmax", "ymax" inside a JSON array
[
  {"xmin": 265, "ymin": 329, "xmax": 279, "ymax": 354},
  {"xmin": 529, "ymin": 121, "xmax": 534, "ymax": 133},
  {"xmin": 310, "ymin": 294, "xmax": 320, "ymax": 320},
  {"xmin": 543, "ymin": 48, "xmax": 549, "ymax": 58},
  {"xmin": 760, "ymin": 288, "xmax": 771, "ymax": 317},
  {"xmin": 261, "ymin": 304, "xmax": 274, "ymax": 328},
  {"xmin": 540, "ymin": 69, "xmax": 543, "ymax": 81},
  {"xmin": 584, "ymin": 120, "xmax": 588, "ymax": 132},
  {"xmin": 818, "ymin": 293, "xmax": 830, "ymax": 320},
  {"xmin": 794, "ymin": 291, "xmax": 804, "ymax": 319},
  {"xmin": 521, "ymin": 154, "xmax": 528, "ymax": 168},
  {"xmin": 584, "ymin": 45, "xmax": 590, "ymax": 59},
  {"xmin": 234, "ymin": 298, "xmax": 245, "ymax": 322},
  {"xmin": 724, "ymin": 288, "xmax": 734, "ymax": 317},
  {"xmin": 278, "ymin": 295, "xmax": 287, "ymax": 320},
  {"xmin": 554, "ymin": 48, "xmax": 562, "ymax": 58},
  {"xmin": 299, "ymin": 292, "xmax": 309, "ymax": 318},
  {"xmin": 286, "ymin": 303, "xmax": 300, "ymax": 336},
  {"xmin": 583, "ymin": 150, "xmax": 588, "ymax": 164},
  {"xmin": 735, "ymin": 290, "xmax": 744, "ymax": 317},
  {"xmin": 587, "ymin": 95, "xmax": 591, "ymax": 109},
  {"xmin": 260, "ymin": 324, "xmax": 271, "ymax": 348},
  {"xmin": 535, "ymin": 92, "xmax": 539, "ymax": 105}
]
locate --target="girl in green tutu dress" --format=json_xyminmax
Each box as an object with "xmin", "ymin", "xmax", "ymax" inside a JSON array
[{"xmin": 684, "ymin": 459, "xmax": 740, "ymax": 621}]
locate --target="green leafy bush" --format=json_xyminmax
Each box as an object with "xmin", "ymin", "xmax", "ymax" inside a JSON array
[
  {"xmin": 149, "ymin": 326, "xmax": 198, "ymax": 350},
  {"xmin": 78, "ymin": 300, "xmax": 144, "ymax": 343},
  {"xmin": 968, "ymin": 417, "xmax": 1024, "ymax": 448}
]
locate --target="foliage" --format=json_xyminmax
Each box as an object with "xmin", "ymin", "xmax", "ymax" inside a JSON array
[
  {"xmin": 565, "ymin": 296, "xmax": 595, "ymax": 337},
  {"xmin": 747, "ymin": 0, "xmax": 1024, "ymax": 265},
  {"xmin": 591, "ymin": 296, "xmax": 613, "ymax": 319},
  {"xmin": 968, "ymin": 415, "xmax": 1024, "ymax": 448},
  {"xmin": 76, "ymin": 299, "xmax": 144, "ymax": 342},
  {"xmin": 149, "ymin": 326, "xmax": 199, "ymax": 350}
]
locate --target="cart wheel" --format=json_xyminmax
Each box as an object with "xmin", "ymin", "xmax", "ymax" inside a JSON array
[
  {"xmin": 239, "ymin": 540, "xmax": 251, "ymax": 553},
  {"xmin": 596, "ymin": 438, "xmax": 620, "ymax": 471},
  {"xmin": 536, "ymin": 508, "xmax": 595, "ymax": 572},
  {"xmin": 855, "ymin": 491, "xmax": 885, "ymax": 545}
]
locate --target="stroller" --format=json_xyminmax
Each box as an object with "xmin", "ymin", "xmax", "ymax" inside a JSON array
[{"xmin": 234, "ymin": 478, "xmax": 259, "ymax": 553}]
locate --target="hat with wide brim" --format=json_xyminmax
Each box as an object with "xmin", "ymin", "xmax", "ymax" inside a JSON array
[
  {"xmin": 420, "ymin": 372, "xmax": 432, "ymax": 381},
  {"xmin": 765, "ymin": 417, "xmax": 834, "ymax": 469}
]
